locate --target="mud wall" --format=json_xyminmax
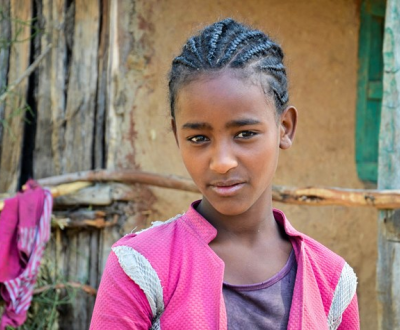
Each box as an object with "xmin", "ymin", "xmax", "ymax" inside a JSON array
[{"xmin": 130, "ymin": 0, "xmax": 377, "ymax": 328}]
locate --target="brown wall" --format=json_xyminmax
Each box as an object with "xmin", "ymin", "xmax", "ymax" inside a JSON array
[{"xmin": 128, "ymin": 0, "xmax": 377, "ymax": 328}]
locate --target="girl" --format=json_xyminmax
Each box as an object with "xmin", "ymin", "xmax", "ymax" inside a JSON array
[{"xmin": 90, "ymin": 19, "xmax": 359, "ymax": 329}]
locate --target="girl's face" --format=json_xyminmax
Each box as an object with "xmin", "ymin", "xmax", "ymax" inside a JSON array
[{"xmin": 172, "ymin": 71, "xmax": 296, "ymax": 217}]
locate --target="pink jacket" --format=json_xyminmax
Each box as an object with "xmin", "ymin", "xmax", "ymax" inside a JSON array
[{"xmin": 91, "ymin": 202, "xmax": 359, "ymax": 329}]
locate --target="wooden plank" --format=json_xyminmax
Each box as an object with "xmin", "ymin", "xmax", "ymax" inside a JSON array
[
  {"xmin": 58, "ymin": 229, "xmax": 78, "ymax": 329},
  {"xmin": 61, "ymin": 1, "xmax": 100, "ymax": 327},
  {"xmin": 50, "ymin": 0, "xmax": 67, "ymax": 175},
  {"xmin": 55, "ymin": 228, "xmax": 101, "ymax": 329},
  {"xmin": 63, "ymin": 0, "xmax": 100, "ymax": 173},
  {"xmin": 94, "ymin": 0, "xmax": 109, "ymax": 169},
  {"xmin": 87, "ymin": 230, "xmax": 101, "ymax": 323},
  {"xmin": 0, "ymin": 0, "xmax": 31, "ymax": 192},
  {"xmin": 105, "ymin": 0, "xmax": 118, "ymax": 170},
  {"xmin": 34, "ymin": 0, "xmax": 67, "ymax": 178},
  {"xmin": 0, "ymin": 0, "xmax": 10, "ymax": 161},
  {"xmin": 54, "ymin": 184, "xmax": 113, "ymax": 206},
  {"xmin": 75, "ymin": 231, "xmax": 91, "ymax": 328},
  {"xmin": 34, "ymin": 0, "xmax": 54, "ymax": 178},
  {"xmin": 377, "ymin": 0, "xmax": 400, "ymax": 328},
  {"xmin": 105, "ymin": 0, "xmax": 155, "ymax": 170}
]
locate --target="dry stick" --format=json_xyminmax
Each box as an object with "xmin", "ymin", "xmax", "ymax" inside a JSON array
[
  {"xmin": 33, "ymin": 281, "xmax": 97, "ymax": 296},
  {"xmin": 272, "ymin": 186, "xmax": 400, "ymax": 209},
  {"xmin": 38, "ymin": 169, "xmax": 200, "ymax": 192},
  {"xmin": 2, "ymin": 170, "xmax": 400, "ymax": 210},
  {"xmin": 37, "ymin": 169, "xmax": 400, "ymax": 209},
  {"xmin": 0, "ymin": 43, "xmax": 52, "ymax": 103},
  {"xmin": 48, "ymin": 181, "xmax": 92, "ymax": 198},
  {"xmin": 52, "ymin": 214, "xmax": 119, "ymax": 230}
]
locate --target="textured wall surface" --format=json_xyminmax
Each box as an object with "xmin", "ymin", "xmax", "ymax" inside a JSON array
[{"xmin": 128, "ymin": 1, "xmax": 377, "ymax": 328}]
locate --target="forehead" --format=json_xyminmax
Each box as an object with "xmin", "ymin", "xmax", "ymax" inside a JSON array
[{"xmin": 174, "ymin": 71, "xmax": 277, "ymax": 125}]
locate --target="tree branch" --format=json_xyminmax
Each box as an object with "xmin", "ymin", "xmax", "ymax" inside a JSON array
[
  {"xmin": 33, "ymin": 281, "xmax": 97, "ymax": 296},
  {"xmin": 37, "ymin": 169, "xmax": 199, "ymax": 192},
  {"xmin": 0, "ymin": 43, "xmax": 52, "ymax": 103},
  {"xmin": 2, "ymin": 170, "xmax": 400, "ymax": 211}
]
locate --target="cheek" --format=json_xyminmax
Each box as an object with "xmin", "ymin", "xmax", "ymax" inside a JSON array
[
  {"xmin": 250, "ymin": 139, "xmax": 280, "ymax": 176},
  {"xmin": 179, "ymin": 147, "xmax": 204, "ymax": 177}
]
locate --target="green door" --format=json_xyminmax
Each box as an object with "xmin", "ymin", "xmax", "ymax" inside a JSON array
[{"xmin": 356, "ymin": 0, "xmax": 386, "ymax": 183}]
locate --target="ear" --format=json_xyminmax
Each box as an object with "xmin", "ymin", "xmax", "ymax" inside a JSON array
[
  {"xmin": 171, "ymin": 118, "xmax": 180, "ymax": 147},
  {"xmin": 279, "ymin": 106, "xmax": 298, "ymax": 150}
]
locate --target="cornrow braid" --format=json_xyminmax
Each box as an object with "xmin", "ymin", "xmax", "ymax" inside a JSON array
[
  {"xmin": 169, "ymin": 18, "xmax": 289, "ymax": 118},
  {"xmin": 207, "ymin": 21, "xmax": 225, "ymax": 65},
  {"xmin": 186, "ymin": 37, "xmax": 204, "ymax": 65},
  {"xmin": 172, "ymin": 56, "xmax": 198, "ymax": 69},
  {"xmin": 217, "ymin": 31, "xmax": 266, "ymax": 67},
  {"xmin": 231, "ymin": 41, "xmax": 275, "ymax": 67}
]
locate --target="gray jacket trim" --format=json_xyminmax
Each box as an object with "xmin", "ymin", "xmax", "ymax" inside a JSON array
[
  {"xmin": 327, "ymin": 262, "xmax": 358, "ymax": 330},
  {"xmin": 113, "ymin": 214, "xmax": 182, "ymax": 328},
  {"xmin": 112, "ymin": 245, "xmax": 164, "ymax": 328},
  {"xmin": 135, "ymin": 214, "xmax": 182, "ymax": 235}
]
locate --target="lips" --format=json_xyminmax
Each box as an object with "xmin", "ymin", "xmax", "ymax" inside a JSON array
[{"xmin": 208, "ymin": 179, "xmax": 245, "ymax": 197}]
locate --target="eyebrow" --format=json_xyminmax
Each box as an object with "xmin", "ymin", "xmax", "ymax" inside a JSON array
[
  {"xmin": 182, "ymin": 119, "xmax": 261, "ymax": 130},
  {"xmin": 225, "ymin": 118, "xmax": 261, "ymax": 128},
  {"xmin": 182, "ymin": 122, "xmax": 213, "ymax": 130}
]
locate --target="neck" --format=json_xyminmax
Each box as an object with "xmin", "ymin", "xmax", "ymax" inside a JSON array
[{"xmin": 196, "ymin": 194, "xmax": 279, "ymax": 244}]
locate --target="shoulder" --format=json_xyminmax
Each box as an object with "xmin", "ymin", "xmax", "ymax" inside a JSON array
[
  {"xmin": 107, "ymin": 213, "xmax": 187, "ymax": 324},
  {"xmin": 292, "ymin": 230, "xmax": 358, "ymax": 325},
  {"xmin": 275, "ymin": 207, "xmax": 346, "ymax": 272},
  {"xmin": 113, "ymin": 213, "xmax": 185, "ymax": 252},
  {"xmin": 297, "ymin": 231, "xmax": 357, "ymax": 287},
  {"xmin": 302, "ymin": 233, "xmax": 345, "ymax": 268},
  {"xmin": 110, "ymin": 212, "xmax": 207, "ymax": 284}
]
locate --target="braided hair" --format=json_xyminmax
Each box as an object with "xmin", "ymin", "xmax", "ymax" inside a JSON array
[{"xmin": 168, "ymin": 18, "xmax": 289, "ymax": 118}]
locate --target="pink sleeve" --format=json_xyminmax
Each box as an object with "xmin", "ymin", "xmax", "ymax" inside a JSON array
[
  {"xmin": 90, "ymin": 251, "xmax": 153, "ymax": 329},
  {"xmin": 337, "ymin": 294, "xmax": 360, "ymax": 330}
]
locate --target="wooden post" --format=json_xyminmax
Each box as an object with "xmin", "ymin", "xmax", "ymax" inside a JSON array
[
  {"xmin": 0, "ymin": 0, "xmax": 10, "ymax": 161},
  {"xmin": 34, "ymin": 0, "xmax": 67, "ymax": 178},
  {"xmin": 0, "ymin": 0, "xmax": 32, "ymax": 193},
  {"xmin": 377, "ymin": 0, "xmax": 400, "ymax": 328}
]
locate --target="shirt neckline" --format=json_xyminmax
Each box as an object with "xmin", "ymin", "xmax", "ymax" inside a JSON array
[{"xmin": 222, "ymin": 249, "xmax": 296, "ymax": 291}]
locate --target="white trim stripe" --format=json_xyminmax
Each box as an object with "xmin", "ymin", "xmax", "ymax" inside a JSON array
[
  {"xmin": 327, "ymin": 262, "xmax": 358, "ymax": 330},
  {"xmin": 112, "ymin": 246, "xmax": 165, "ymax": 325},
  {"xmin": 135, "ymin": 214, "xmax": 182, "ymax": 235}
]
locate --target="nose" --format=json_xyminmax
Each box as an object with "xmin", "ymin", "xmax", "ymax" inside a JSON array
[{"xmin": 209, "ymin": 142, "xmax": 238, "ymax": 174}]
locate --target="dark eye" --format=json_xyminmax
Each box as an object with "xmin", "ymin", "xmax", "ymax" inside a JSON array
[
  {"xmin": 236, "ymin": 131, "xmax": 257, "ymax": 139},
  {"xmin": 187, "ymin": 135, "xmax": 209, "ymax": 144}
]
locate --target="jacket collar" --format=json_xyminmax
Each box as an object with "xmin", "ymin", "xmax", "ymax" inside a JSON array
[
  {"xmin": 183, "ymin": 201, "xmax": 218, "ymax": 244},
  {"xmin": 183, "ymin": 200, "xmax": 304, "ymax": 244}
]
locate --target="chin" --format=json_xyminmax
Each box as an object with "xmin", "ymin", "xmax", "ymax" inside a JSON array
[{"xmin": 208, "ymin": 198, "xmax": 253, "ymax": 217}]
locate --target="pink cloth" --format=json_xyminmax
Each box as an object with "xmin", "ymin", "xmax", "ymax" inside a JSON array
[
  {"xmin": 91, "ymin": 202, "xmax": 359, "ymax": 329},
  {"xmin": 0, "ymin": 180, "xmax": 53, "ymax": 329}
]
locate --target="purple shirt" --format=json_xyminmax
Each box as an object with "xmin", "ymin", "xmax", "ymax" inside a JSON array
[{"xmin": 223, "ymin": 250, "xmax": 297, "ymax": 329}]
